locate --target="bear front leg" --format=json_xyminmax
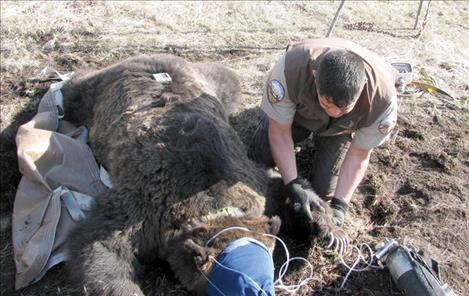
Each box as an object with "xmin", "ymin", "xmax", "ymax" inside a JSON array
[{"xmin": 68, "ymin": 227, "xmax": 144, "ymax": 296}]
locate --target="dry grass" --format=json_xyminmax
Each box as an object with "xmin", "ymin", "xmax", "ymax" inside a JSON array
[{"xmin": 1, "ymin": 1, "xmax": 468, "ymax": 295}]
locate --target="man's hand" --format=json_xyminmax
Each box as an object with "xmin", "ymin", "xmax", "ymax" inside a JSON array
[
  {"xmin": 286, "ymin": 178, "xmax": 325, "ymax": 223},
  {"xmin": 330, "ymin": 197, "xmax": 348, "ymax": 226}
]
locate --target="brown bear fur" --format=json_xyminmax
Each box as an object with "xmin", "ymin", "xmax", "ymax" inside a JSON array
[{"xmin": 62, "ymin": 55, "xmax": 281, "ymax": 296}]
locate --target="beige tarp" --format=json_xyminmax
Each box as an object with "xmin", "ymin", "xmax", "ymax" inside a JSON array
[{"xmin": 12, "ymin": 78, "xmax": 108, "ymax": 289}]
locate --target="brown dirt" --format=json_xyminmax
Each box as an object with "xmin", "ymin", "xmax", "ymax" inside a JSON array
[{"xmin": 1, "ymin": 2, "xmax": 468, "ymax": 296}]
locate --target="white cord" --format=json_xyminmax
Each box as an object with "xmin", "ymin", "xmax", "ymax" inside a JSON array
[
  {"xmin": 277, "ymin": 257, "xmax": 314, "ymax": 293},
  {"xmin": 338, "ymin": 243, "xmax": 384, "ymax": 289},
  {"xmin": 209, "ymin": 256, "xmax": 270, "ymax": 296},
  {"xmin": 202, "ymin": 226, "xmax": 390, "ymax": 293},
  {"xmin": 202, "ymin": 227, "xmax": 315, "ymax": 294},
  {"xmin": 196, "ymin": 261, "xmax": 228, "ymax": 296},
  {"xmin": 263, "ymin": 233, "xmax": 315, "ymax": 294},
  {"xmin": 204, "ymin": 226, "xmax": 250, "ymax": 247}
]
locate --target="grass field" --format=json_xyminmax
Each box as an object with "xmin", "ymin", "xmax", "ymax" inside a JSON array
[{"xmin": 1, "ymin": 1, "xmax": 468, "ymax": 295}]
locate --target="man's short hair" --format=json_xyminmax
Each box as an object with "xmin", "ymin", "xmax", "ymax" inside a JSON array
[{"xmin": 316, "ymin": 50, "xmax": 366, "ymax": 108}]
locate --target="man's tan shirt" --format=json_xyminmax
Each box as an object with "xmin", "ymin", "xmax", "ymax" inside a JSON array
[{"xmin": 261, "ymin": 38, "xmax": 398, "ymax": 150}]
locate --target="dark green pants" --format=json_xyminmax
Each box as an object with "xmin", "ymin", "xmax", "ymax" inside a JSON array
[{"xmin": 248, "ymin": 115, "xmax": 351, "ymax": 198}]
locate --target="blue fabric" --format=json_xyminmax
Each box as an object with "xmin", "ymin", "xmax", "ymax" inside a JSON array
[{"xmin": 206, "ymin": 237, "xmax": 275, "ymax": 296}]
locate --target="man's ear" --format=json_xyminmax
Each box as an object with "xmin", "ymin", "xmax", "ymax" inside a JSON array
[{"xmin": 265, "ymin": 216, "xmax": 281, "ymax": 235}]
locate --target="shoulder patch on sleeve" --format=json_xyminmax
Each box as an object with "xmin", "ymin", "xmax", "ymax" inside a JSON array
[
  {"xmin": 378, "ymin": 112, "xmax": 397, "ymax": 135},
  {"xmin": 267, "ymin": 80, "xmax": 285, "ymax": 104}
]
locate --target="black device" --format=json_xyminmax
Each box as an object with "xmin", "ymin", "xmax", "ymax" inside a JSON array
[{"xmin": 374, "ymin": 240, "xmax": 457, "ymax": 296}]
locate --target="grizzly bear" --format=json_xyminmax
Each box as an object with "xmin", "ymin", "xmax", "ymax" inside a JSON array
[{"xmin": 61, "ymin": 55, "xmax": 345, "ymax": 296}]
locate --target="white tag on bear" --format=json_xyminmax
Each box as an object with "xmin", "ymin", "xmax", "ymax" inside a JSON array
[{"xmin": 152, "ymin": 72, "xmax": 172, "ymax": 83}]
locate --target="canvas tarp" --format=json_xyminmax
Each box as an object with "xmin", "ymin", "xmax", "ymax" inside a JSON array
[{"xmin": 12, "ymin": 77, "xmax": 109, "ymax": 289}]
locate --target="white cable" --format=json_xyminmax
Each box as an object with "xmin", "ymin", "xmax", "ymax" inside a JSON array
[
  {"xmin": 202, "ymin": 227, "xmax": 390, "ymax": 293},
  {"xmin": 201, "ymin": 227, "xmax": 315, "ymax": 295},
  {"xmin": 340, "ymin": 246, "xmax": 362, "ymax": 289},
  {"xmin": 204, "ymin": 226, "xmax": 250, "ymax": 247},
  {"xmin": 338, "ymin": 243, "xmax": 384, "ymax": 289},
  {"xmin": 209, "ymin": 256, "xmax": 270, "ymax": 296},
  {"xmin": 264, "ymin": 233, "xmax": 315, "ymax": 294},
  {"xmin": 196, "ymin": 261, "xmax": 228, "ymax": 296},
  {"xmin": 277, "ymin": 257, "xmax": 314, "ymax": 293}
]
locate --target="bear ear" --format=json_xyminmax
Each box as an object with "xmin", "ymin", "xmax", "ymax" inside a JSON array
[
  {"xmin": 265, "ymin": 216, "xmax": 281, "ymax": 235},
  {"xmin": 184, "ymin": 239, "xmax": 210, "ymax": 264}
]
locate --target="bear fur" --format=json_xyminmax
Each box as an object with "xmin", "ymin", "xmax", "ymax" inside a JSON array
[
  {"xmin": 62, "ymin": 54, "xmax": 347, "ymax": 296},
  {"xmin": 62, "ymin": 55, "xmax": 281, "ymax": 296}
]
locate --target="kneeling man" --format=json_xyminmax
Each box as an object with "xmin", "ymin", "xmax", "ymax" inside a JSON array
[{"xmin": 250, "ymin": 38, "xmax": 398, "ymax": 228}]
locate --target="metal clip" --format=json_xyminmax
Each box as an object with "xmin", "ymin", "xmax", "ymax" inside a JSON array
[{"xmin": 373, "ymin": 239, "xmax": 399, "ymax": 265}]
